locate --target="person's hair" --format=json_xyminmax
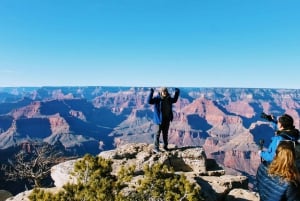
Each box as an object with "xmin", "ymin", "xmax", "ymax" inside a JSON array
[
  {"xmin": 278, "ymin": 114, "xmax": 294, "ymax": 129},
  {"xmin": 268, "ymin": 141, "xmax": 300, "ymax": 183}
]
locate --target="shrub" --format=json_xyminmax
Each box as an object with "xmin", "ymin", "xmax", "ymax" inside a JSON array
[{"xmin": 29, "ymin": 154, "xmax": 204, "ymax": 201}]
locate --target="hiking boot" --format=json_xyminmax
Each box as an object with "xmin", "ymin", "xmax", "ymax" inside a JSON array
[
  {"xmin": 162, "ymin": 146, "xmax": 169, "ymax": 151},
  {"xmin": 153, "ymin": 148, "xmax": 160, "ymax": 153}
]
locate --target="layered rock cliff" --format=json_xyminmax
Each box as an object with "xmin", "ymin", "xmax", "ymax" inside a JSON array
[{"xmin": 1, "ymin": 86, "xmax": 300, "ymax": 195}]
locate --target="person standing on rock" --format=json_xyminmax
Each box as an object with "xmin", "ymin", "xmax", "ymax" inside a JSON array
[
  {"xmin": 256, "ymin": 141, "xmax": 300, "ymax": 201},
  {"xmin": 147, "ymin": 87, "xmax": 180, "ymax": 153}
]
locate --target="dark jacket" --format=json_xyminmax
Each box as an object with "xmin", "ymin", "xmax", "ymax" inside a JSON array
[
  {"xmin": 256, "ymin": 163, "xmax": 300, "ymax": 201},
  {"xmin": 147, "ymin": 88, "xmax": 180, "ymax": 125},
  {"xmin": 276, "ymin": 128, "xmax": 300, "ymax": 141}
]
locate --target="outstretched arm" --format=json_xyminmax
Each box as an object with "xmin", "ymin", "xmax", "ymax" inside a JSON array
[
  {"xmin": 171, "ymin": 88, "xmax": 180, "ymax": 103},
  {"xmin": 147, "ymin": 88, "xmax": 155, "ymax": 104},
  {"xmin": 260, "ymin": 136, "xmax": 281, "ymax": 162}
]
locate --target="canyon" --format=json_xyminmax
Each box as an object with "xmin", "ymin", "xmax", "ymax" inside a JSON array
[{"xmin": 0, "ymin": 86, "xmax": 299, "ymax": 195}]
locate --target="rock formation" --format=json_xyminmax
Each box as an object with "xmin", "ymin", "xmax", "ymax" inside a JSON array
[{"xmin": 5, "ymin": 143, "xmax": 259, "ymax": 201}]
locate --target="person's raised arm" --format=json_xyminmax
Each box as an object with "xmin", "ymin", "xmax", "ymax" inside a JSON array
[
  {"xmin": 171, "ymin": 88, "xmax": 180, "ymax": 103},
  {"xmin": 147, "ymin": 88, "xmax": 155, "ymax": 104},
  {"xmin": 260, "ymin": 136, "xmax": 281, "ymax": 162}
]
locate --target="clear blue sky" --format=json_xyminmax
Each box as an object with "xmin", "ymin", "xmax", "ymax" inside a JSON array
[{"xmin": 0, "ymin": 0, "xmax": 300, "ymax": 89}]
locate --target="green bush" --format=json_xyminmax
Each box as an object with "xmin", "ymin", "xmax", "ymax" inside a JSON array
[
  {"xmin": 29, "ymin": 154, "xmax": 204, "ymax": 201},
  {"xmin": 126, "ymin": 163, "xmax": 203, "ymax": 201}
]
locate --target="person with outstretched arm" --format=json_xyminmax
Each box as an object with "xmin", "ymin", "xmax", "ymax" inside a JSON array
[
  {"xmin": 147, "ymin": 87, "xmax": 180, "ymax": 153},
  {"xmin": 260, "ymin": 114, "xmax": 300, "ymax": 163}
]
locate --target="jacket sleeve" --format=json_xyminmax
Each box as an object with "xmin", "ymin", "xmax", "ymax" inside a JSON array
[
  {"xmin": 260, "ymin": 136, "xmax": 282, "ymax": 162},
  {"xmin": 171, "ymin": 88, "xmax": 180, "ymax": 103},
  {"xmin": 147, "ymin": 89, "xmax": 155, "ymax": 104}
]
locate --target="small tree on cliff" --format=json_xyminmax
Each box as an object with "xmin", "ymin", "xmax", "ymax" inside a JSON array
[{"xmin": 4, "ymin": 141, "xmax": 68, "ymax": 188}]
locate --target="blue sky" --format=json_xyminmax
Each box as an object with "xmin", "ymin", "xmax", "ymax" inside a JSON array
[{"xmin": 0, "ymin": 0, "xmax": 299, "ymax": 89}]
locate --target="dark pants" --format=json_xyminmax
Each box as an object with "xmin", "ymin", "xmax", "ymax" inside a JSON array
[{"xmin": 154, "ymin": 120, "xmax": 170, "ymax": 149}]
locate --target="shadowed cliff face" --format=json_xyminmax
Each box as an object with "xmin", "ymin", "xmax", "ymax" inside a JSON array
[{"xmin": 0, "ymin": 86, "xmax": 300, "ymax": 179}]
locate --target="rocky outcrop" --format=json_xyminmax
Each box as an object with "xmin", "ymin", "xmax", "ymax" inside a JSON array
[{"xmin": 5, "ymin": 143, "xmax": 259, "ymax": 201}]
